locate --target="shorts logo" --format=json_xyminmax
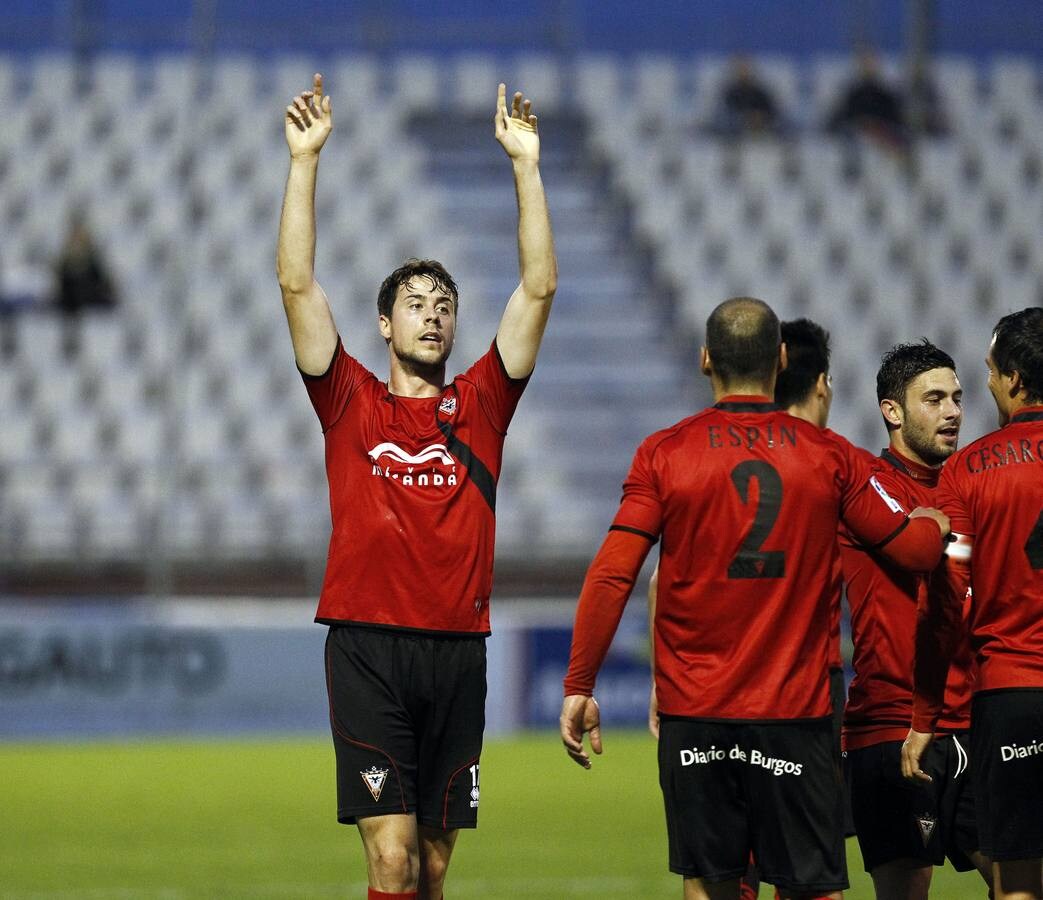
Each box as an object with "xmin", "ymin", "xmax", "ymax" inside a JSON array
[
  {"xmin": 360, "ymin": 766, "xmax": 389, "ymax": 801},
  {"xmin": 916, "ymin": 812, "xmax": 937, "ymax": 847},
  {"xmin": 469, "ymin": 762, "xmax": 480, "ymax": 808},
  {"xmin": 439, "ymin": 395, "xmax": 457, "ymax": 416}
]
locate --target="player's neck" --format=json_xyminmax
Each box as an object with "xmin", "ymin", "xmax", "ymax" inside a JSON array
[
  {"xmin": 786, "ymin": 398, "xmax": 826, "ymax": 429},
  {"xmin": 1005, "ymin": 393, "xmax": 1040, "ymax": 422},
  {"xmin": 888, "ymin": 437, "xmax": 941, "ymax": 473},
  {"xmin": 387, "ymin": 359, "xmax": 446, "ymax": 398},
  {"xmin": 712, "ymin": 381, "xmax": 773, "ymax": 403}
]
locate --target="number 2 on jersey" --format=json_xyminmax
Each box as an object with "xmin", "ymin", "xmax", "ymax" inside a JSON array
[{"xmin": 728, "ymin": 460, "xmax": 785, "ymax": 579}]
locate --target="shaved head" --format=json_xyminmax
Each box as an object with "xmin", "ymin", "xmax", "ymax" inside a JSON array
[{"xmin": 705, "ymin": 297, "xmax": 781, "ymax": 386}]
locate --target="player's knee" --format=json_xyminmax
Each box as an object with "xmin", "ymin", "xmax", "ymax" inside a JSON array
[
  {"xmin": 420, "ymin": 850, "xmax": 449, "ymax": 888},
  {"xmin": 367, "ymin": 840, "xmax": 419, "ymax": 885}
]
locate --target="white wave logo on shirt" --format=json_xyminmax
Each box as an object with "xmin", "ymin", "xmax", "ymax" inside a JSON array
[{"xmin": 368, "ymin": 442, "xmax": 458, "ymax": 488}]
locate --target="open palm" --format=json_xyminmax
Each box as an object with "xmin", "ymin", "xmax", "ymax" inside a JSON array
[
  {"xmin": 285, "ymin": 72, "xmax": 333, "ymax": 158},
  {"xmin": 494, "ymin": 82, "xmax": 540, "ymax": 162}
]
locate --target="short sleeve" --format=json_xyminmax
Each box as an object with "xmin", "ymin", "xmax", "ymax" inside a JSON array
[
  {"xmin": 459, "ymin": 339, "xmax": 530, "ymax": 435},
  {"xmin": 610, "ymin": 436, "xmax": 664, "ymax": 541},
  {"xmin": 301, "ymin": 338, "xmax": 374, "ymax": 432}
]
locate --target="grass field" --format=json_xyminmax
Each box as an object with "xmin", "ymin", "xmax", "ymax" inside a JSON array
[{"xmin": 1, "ymin": 731, "xmax": 988, "ymax": 899}]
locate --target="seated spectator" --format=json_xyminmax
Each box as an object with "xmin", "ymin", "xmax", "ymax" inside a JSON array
[
  {"xmin": 827, "ymin": 51, "xmax": 907, "ymax": 150},
  {"xmin": 52, "ymin": 210, "xmax": 118, "ymax": 356},
  {"xmin": 712, "ymin": 56, "xmax": 782, "ymax": 137}
]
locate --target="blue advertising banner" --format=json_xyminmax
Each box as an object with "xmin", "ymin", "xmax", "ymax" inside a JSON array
[
  {"xmin": 0, "ymin": 600, "xmax": 330, "ymax": 738},
  {"xmin": 523, "ymin": 603, "xmax": 652, "ymax": 728}
]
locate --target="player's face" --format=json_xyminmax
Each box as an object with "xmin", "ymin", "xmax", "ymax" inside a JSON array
[
  {"xmin": 985, "ymin": 338, "xmax": 1011, "ymax": 427},
  {"xmin": 898, "ymin": 367, "xmax": 963, "ymax": 466},
  {"xmin": 380, "ymin": 277, "xmax": 457, "ymax": 371}
]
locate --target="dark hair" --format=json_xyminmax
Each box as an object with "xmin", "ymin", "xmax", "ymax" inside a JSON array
[
  {"xmin": 876, "ymin": 339, "xmax": 957, "ymax": 429},
  {"xmin": 705, "ymin": 296, "xmax": 780, "ymax": 384},
  {"xmin": 377, "ymin": 259, "xmax": 459, "ymax": 319},
  {"xmin": 993, "ymin": 308, "xmax": 1043, "ymax": 404},
  {"xmin": 774, "ymin": 318, "xmax": 831, "ymax": 408}
]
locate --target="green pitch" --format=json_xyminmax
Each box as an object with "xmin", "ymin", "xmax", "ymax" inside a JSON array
[{"xmin": 1, "ymin": 731, "xmax": 985, "ymax": 899}]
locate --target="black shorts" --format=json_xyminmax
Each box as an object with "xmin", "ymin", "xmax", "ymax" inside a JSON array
[
  {"xmin": 972, "ymin": 689, "xmax": 1043, "ymax": 861},
  {"xmin": 846, "ymin": 735, "xmax": 977, "ymax": 872},
  {"xmin": 324, "ymin": 625, "xmax": 486, "ymax": 830},
  {"xmin": 658, "ymin": 717, "xmax": 848, "ymax": 893},
  {"xmin": 830, "ymin": 667, "xmax": 855, "ymax": 838}
]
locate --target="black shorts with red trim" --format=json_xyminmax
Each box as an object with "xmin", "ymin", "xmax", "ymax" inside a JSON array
[
  {"xmin": 972, "ymin": 689, "xmax": 1043, "ymax": 861},
  {"xmin": 658, "ymin": 716, "xmax": 848, "ymax": 893},
  {"xmin": 846, "ymin": 734, "xmax": 978, "ymax": 872},
  {"xmin": 324, "ymin": 625, "xmax": 486, "ymax": 829}
]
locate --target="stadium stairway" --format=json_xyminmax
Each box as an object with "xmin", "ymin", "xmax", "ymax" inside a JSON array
[{"xmin": 408, "ymin": 110, "xmax": 695, "ymax": 558}]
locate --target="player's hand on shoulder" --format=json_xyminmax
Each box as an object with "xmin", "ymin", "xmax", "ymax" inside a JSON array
[
  {"xmin": 494, "ymin": 82, "xmax": 539, "ymax": 162},
  {"xmin": 560, "ymin": 695, "xmax": 602, "ymax": 769},
  {"xmin": 285, "ymin": 73, "xmax": 333, "ymax": 158},
  {"xmin": 909, "ymin": 506, "xmax": 951, "ymax": 539}
]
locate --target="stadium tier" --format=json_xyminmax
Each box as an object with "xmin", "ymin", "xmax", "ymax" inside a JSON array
[{"xmin": 0, "ymin": 53, "xmax": 1040, "ymax": 580}]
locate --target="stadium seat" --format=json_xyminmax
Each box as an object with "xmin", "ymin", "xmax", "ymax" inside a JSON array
[{"xmin": 0, "ymin": 49, "xmax": 1035, "ymax": 570}]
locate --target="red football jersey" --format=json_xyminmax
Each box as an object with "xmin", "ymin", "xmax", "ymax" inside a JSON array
[
  {"xmin": 913, "ymin": 407, "xmax": 1043, "ymax": 729},
  {"xmin": 828, "ymin": 552, "xmax": 843, "ymax": 671},
  {"xmin": 302, "ymin": 339, "xmax": 528, "ymax": 634},
  {"xmin": 841, "ymin": 448, "xmax": 975, "ymax": 750},
  {"xmin": 565, "ymin": 397, "xmax": 939, "ymax": 721}
]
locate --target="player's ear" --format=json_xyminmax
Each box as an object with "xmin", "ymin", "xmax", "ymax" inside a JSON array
[
  {"xmin": 1008, "ymin": 368, "xmax": 1025, "ymax": 400},
  {"xmin": 816, "ymin": 371, "xmax": 830, "ymax": 398},
  {"xmin": 880, "ymin": 397, "xmax": 902, "ymax": 429},
  {"xmin": 778, "ymin": 342, "xmax": 788, "ymax": 373},
  {"xmin": 378, "ymin": 314, "xmax": 392, "ymax": 341},
  {"xmin": 699, "ymin": 346, "xmax": 712, "ymax": 376}
]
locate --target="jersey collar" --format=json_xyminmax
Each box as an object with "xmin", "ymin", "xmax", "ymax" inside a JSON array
[
  {"xmin": 714, "ymin": 394, "xmax": 781, "ymax": 413},
  {"xmin": 1010, "ymin": 405, "xmax": 1043, "ymax": 424},
  {"xmin": 880, "ymin": 446, "xmax": 941, "ymax": 487}
]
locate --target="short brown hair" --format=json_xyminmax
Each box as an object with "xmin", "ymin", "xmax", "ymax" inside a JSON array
[{"xmin": 377, "ymin": 259, "xmax": 459, "ymax": 319}]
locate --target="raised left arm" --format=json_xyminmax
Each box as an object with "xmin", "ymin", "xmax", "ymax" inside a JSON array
[{"xmin": 493, "ymin": 83, "xmax": 557, "ymax": 379}]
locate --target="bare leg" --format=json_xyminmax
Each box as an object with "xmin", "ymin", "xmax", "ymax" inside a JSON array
[
  {"xmin": 967, "ymin": 850, "xmax": 995, "ymax": 897},
  {"xmin": 683, "ymin": 876, "xmax": 741, "ymax": 899},
  {"xmin": 993, "ymin": 859, "xmax": 1043, "ymax": 900},
  {"xmin": 417, "ymin": 825, "xmax": 459, "ymax": 900},
  {"xmin": 868, "ymin": 858, "xmax": 931, "ymax": 900},
  {"xmin": 357, "ymin": 813, "xmax": 420, "ymax": 893}
]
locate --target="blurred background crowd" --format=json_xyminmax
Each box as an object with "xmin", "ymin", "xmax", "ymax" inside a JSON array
[{"xmin": 0, "ymin": 2, "xmax": 1040, "ymax": 731}]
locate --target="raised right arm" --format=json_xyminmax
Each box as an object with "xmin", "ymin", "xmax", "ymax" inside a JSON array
[{"xmin": 277, "ymin": 73, "xmax": 338, "ymax": 376}]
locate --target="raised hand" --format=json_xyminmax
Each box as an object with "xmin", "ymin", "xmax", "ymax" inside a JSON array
[
  {"xmin": 494, "ymin": 82, "xmax": 540, "ymax": 162},
  {"xmin": 285, "ymin": 73, "xmax": 333, "ymax": 159}
]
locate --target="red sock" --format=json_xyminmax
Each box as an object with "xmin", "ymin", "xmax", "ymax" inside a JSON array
[{"xmin": 367, "ymin": 890, "xmax": 417, "ymax": 899}]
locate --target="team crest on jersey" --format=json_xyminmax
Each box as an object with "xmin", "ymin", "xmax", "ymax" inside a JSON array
[
  {"xmin": 438, "ymin": 395, "xmax": 457, "ymax": 416},
  {"xmin": 916, "ymin": 812, "xmax": 937, "ymax": 846},
  {"xmin": 360, "ymin": 766, "xmax": 389, "ymax": 801}
]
